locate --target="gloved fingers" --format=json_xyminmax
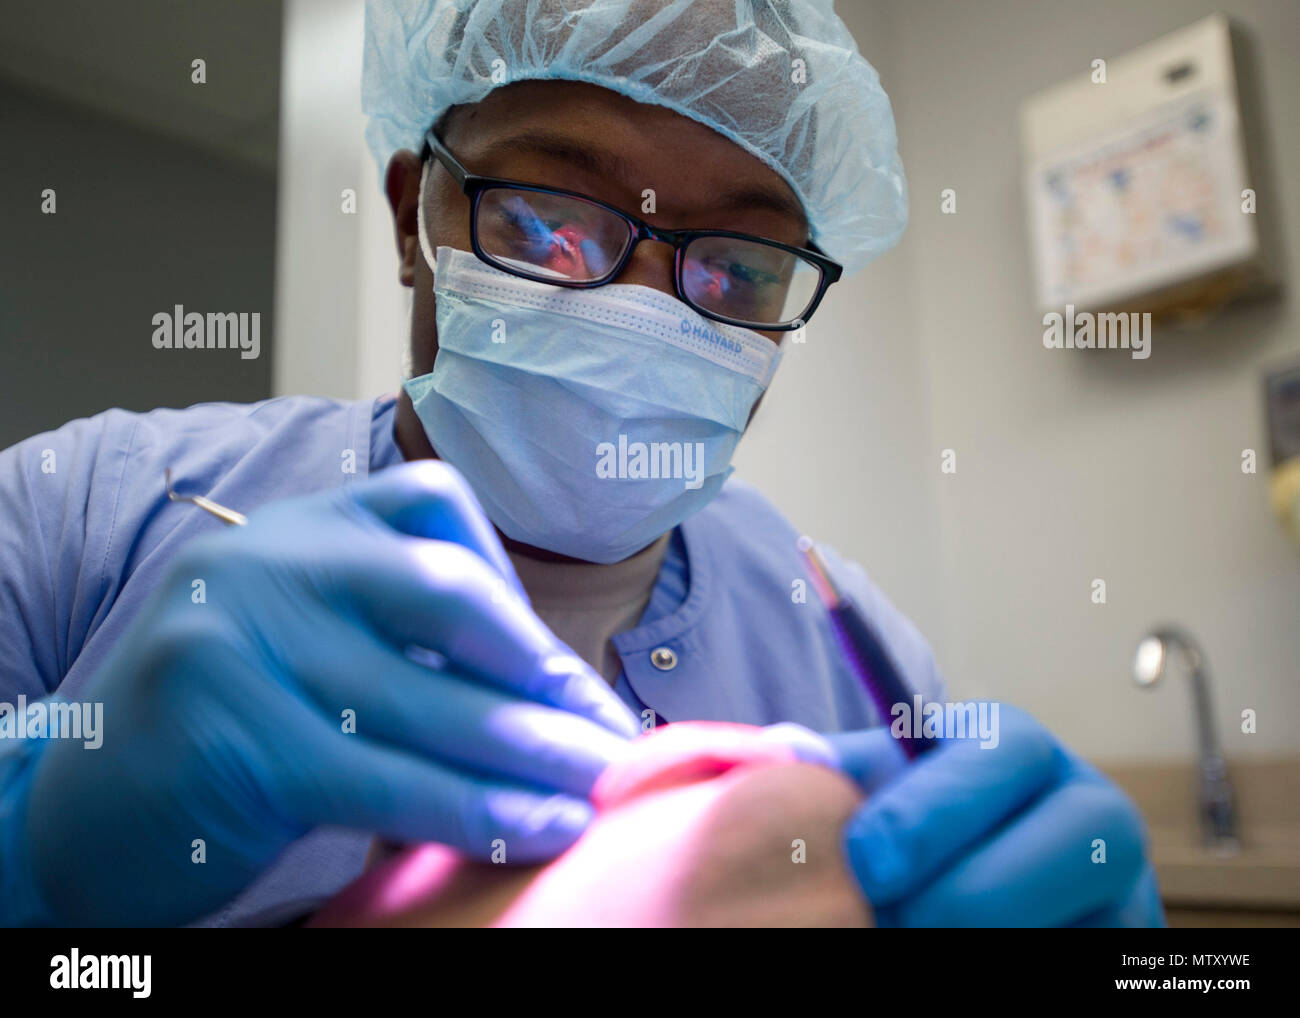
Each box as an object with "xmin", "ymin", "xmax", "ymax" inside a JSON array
[
  {"xmin": 290, "ymin": 626, "xmax": 630, "ymax": 797},
  {"xmin": 757, "ymin": 722, "xmax": 839, "ymax": 767},
  {"xmin": 884, "ymin": 779, "xmax": 1149, "ymax": 927},
  {"xmin": 345, "ymin": 459, "xmax": 527, "ymax": 601},
  {"xmin": 333, "ymin": 535, "xmax": 640, "ymax": 739},
  {"xmin": 843, "ymin": 705, "xmax": 1064, "ymax": 905},
  {"xmin": 824, "ymin": 725, "xmax": 910, "ymax": 793},
  {"xmin": 1068, "ymin": 863, "xmax": 1166, "ymax": 927},
  {"xmin": 1117, "ymin": 861, "xmax": 1166, "ymax": 926},
  {"xmin": 282, "ymin": 726, "xmax": 594, "ymax": 863}
]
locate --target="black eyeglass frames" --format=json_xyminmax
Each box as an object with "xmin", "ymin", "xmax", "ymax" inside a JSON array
[{"xmin": 422, "ymin": 129, "xmax": 842, "ymax": 332}]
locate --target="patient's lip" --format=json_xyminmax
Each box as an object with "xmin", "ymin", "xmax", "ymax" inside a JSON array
[{"xmin": 590, "ymin": 721, "xmax": 797, "ymax": 812}]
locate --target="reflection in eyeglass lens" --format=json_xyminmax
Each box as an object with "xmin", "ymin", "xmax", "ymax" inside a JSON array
[
  {"xmin": 478, "ymin": 188, "xmax": 626, "ymax": 281},
  {"xmin": 683, "ymin": 236, "xmax": 813, "ymax": 326}
]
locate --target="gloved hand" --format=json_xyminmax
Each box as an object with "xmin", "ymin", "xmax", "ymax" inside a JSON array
[
  {"xmin": 2, "ymin": 461, "xmax": 640, "ymax": 926},
  {"xmin": 825, "ymin": 704, "xmax": 1165, "ymax": 927}
]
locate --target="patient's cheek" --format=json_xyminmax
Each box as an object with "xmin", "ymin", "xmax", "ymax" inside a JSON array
[{"xmin": 500, "ymin": 722, "xmax": 871, "ymax": 928}]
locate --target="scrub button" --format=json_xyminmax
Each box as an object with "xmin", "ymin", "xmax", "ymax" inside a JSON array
[{"xmin": 650, "ymin": 646, "xmax": 678, "ymax": 671}]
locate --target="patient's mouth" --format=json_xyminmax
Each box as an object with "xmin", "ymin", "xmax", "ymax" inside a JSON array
[{"xmin": 590, "ymin": 721, "xmax": 797, "ymax": 811}]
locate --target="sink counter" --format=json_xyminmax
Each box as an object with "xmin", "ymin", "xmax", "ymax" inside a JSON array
[{"xmin": 1101, "ymin": 757, "xmax": 1300, "ymax": 921}]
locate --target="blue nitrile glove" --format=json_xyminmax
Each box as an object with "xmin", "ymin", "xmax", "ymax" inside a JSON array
[
  {"xmin": 826, "ymin": 704, "xmax": 1165, "ymax": 927},
  {"xmin": 1, "ymin": 461, "xmax": 640, "ymax": 927}
]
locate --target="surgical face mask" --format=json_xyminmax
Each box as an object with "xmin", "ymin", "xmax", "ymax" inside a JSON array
[{"xmin": 404, "ymin": 168, "xmax": 782, "ymax": 563}]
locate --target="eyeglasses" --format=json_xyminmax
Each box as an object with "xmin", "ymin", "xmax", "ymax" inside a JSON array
[{"xmin": 423, "ymin": 130, "xmax": 842, "ymax": 332}]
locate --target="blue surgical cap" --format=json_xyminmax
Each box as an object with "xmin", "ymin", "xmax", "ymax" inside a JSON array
[{"xmin": 363, "ymin": 0, "xmax": 907, "ymax": 275}]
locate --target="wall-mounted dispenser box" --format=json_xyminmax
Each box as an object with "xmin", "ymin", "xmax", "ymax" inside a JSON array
[{"xmin": 1020, "ymin": 15, "xmax": 1282, "ymax": 318}]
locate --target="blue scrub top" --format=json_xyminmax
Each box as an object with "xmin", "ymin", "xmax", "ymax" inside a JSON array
[{"xmin": 0, "ymin": 393, "xmax": 945, "ymax": 926}]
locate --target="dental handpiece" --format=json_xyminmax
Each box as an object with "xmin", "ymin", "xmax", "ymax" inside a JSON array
[{"xmin": 798, "ymin": 536, "xmax": 938, "ymax": 760}]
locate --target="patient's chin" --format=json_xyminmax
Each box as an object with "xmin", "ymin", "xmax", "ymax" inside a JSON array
[
  {"xmin": 311, "ymin": 721, "xmax": 870, "ymax": 927},
  {"xmin": 661, "ymin": 758, "xmax": 873, "ymax": 927}
]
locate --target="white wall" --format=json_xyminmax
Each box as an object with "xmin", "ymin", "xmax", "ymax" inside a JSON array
[
  {"xmin": 876, "ymin": 0, "xmax": 1300, "ymax": 760},
  {"xmin": 274, "ymin": 0, "xmax": 409, "ymax": 402}
]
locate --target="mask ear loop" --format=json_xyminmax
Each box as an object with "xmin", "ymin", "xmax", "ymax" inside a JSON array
[{"xmin": 416, "ymin": 158, "xmax": 438, "ymax": 277}]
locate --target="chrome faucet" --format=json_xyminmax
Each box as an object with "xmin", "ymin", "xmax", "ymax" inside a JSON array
[{"xmin": 1133, "ymin": 626, "xmax": 1238, "ymax": 852}]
